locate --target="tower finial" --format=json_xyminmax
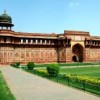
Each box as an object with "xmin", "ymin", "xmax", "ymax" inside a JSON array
[{"xmin": 4, "ymin": 9, "xmax": 6, "ymax": 14}]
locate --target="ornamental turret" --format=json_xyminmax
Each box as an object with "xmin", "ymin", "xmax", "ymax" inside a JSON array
[{"xmin": 0, "ymin": 10, "xmax": 14, "ymax": 30}]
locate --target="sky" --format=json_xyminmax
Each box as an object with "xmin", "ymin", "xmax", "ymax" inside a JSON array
[{"xmin": 0, "ymin": 0, "xmax": 100, "ymax": 36}]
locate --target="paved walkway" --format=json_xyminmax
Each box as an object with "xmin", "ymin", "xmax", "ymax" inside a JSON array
[{"xmin": 0, "ymin": 67, "xmax": 100, "ymax": 100}]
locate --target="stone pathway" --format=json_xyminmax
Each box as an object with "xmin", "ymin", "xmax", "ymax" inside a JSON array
[{"xmin": 0, "ymin": 66, "xmax": 100, "ymax": 100}]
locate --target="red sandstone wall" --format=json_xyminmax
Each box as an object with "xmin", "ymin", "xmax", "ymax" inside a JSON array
[
  {"xmin": 85, "ymin": 48, "xmax": 100, "ymax": 62},
  {"xmin": 0, "ymin": 45, "xmax": 58, "ymax": 64},
  {"xmin": 0, "ymin": 45, "xmax": 73, "ymax": 64},
  {"xmin": 15, "ymin": 47, "xmax": 58, "ymax": 63},
  {"xmin": 58, "ymin": 47, "xmax": 66, "ymax": 62},
  {"xmin": 0, "ymin": 46, "xmax": 13, "ymax": 64},
  {"xmin": 66, "ymin": 48, "xmax": 72, "ymax": 62}
]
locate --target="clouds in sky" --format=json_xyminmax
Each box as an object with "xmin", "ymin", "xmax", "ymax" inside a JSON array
[{"xmin": 68, "ymin": 1, "xmax": 80, "ymax": 8}]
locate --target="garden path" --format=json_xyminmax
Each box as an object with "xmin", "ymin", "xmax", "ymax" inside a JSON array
[{"xmin": 0, "ymin": 66, "xmax": 100, "ymax": 100}]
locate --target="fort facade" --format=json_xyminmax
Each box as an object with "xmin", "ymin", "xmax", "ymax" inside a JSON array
[{"xmin": 0, "ymin": 11, "xmax": 100, "ymax": 64}]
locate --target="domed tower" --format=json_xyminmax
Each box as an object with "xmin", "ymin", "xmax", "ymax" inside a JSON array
[{"xmin": 0, "ymin": 10, "xmax": 14, "ymax": 30}]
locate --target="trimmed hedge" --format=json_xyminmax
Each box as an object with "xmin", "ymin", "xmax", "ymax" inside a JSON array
[
  {"xmin": 27, "ymin": 62, "xmax": 35, "ymax": 70},
  {"xmin": 47, "ymin": 63, "xmax": 60, "ymax": 77},
  {"xmin": 64, "ymin": 74, "xmax": 100, "ymax": 86}
]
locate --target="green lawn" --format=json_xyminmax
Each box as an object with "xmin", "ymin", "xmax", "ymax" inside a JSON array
[
  {"xmin": 35, "ymin": 62, "xmax": 100, "ymax": 68},
  {"xmin": 35, "ymin": 66, "xmax": 100, "ymax": 79},
  {"xmin": 60, "ymin": 66, "xmax": 100, "ymax": 79},
  {"xmin": 58, "ymin": 62, "xmax": 99, "ymax": 67},
  {"xmin": 0, "ymin": 71, "xmax": 15, "ymax": 100}
]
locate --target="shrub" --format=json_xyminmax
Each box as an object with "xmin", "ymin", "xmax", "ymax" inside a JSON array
[
  {"xmin": 10, "ymin": 62, "xmax": 20, "ymax": 68},
  {"xmin": 27, "ymin": 62, "xmax": 35, "ymax": 70},
  {"xmin": 47, "ymin": 63, "xmax": 60, "ymax": 77},
  {"xmin": 16, "ymin": 62, "xmax": 20, "ymax": 67}
]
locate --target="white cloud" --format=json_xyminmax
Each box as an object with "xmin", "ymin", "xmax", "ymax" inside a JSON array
[{"xmin": 68, "ymin": 2, "xmax": 80, "ymax": 8}]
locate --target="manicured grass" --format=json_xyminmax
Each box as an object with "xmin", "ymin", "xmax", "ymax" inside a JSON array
[
  {"xmin": 59, "ymin": 62, "xmax": 99, "ymax": 67},
  {"xmin": 35, "ymin": 64, "xmax": 49, "ymax": 67},
  {"xmin": 35, "ymin": 65, "xmax": 100, "ymax": 79},
  {"xmin": 35, "ymin": 62, "xmax": 100, "ymax": 68},
  {"xmin": 0, "ymin": 71, "xmax": 15, "ymax": 100},
  {"xmin": 60, "ymin": 66, "xmax": 100, "ymax": 79}
]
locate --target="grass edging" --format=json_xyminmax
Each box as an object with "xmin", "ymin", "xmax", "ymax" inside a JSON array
[{"xmin": 0, "ymin": 71, "xmax": 15, "ymax": 100}]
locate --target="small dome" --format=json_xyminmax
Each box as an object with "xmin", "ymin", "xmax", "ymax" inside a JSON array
[{"xmin": 0, "ymin": 11, "xmax": 12, "ymax": 23}]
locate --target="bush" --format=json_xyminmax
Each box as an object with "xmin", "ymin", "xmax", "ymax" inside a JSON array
[
  {"xmin": 47, "ymin": 63, "xmax": 60, "ymax": 77},
  {"xmin": 16, "ymin": 62, "xmax": 20, "ymax": 67},
  {"xmin": 27, "ymin": 62, "xmax": 35, "ymax": 70},
  {"xmin": 10, "ymin": 62, "xmax": 20, "ymax": 68}
]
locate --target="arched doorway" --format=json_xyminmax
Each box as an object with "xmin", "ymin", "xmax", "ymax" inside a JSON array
[
  {"xmin": 72, "ymin": 44, "xmax": 83, "ymax": 62},
  {"xmin": 72, "ymin": 55, "xmax": 79, "ymax": 62}
]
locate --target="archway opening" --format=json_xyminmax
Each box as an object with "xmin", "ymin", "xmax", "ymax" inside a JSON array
[
  {"xmin": 72, "ymin": 55, "xmax": 79, "ymax": 62},
  {"xmin": 72, "ymin": 44, "xmax": 83, "ymax": 62}
]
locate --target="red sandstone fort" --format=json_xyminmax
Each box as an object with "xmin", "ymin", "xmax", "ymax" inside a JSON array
[{"xmin": 0, "ymin": 11, "xmax": 100, "ymax": 64}]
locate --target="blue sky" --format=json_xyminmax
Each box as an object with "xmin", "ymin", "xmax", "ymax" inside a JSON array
[{"xmin": 0, "ymin": 0, "xmax": 100, "ymax": 36}]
